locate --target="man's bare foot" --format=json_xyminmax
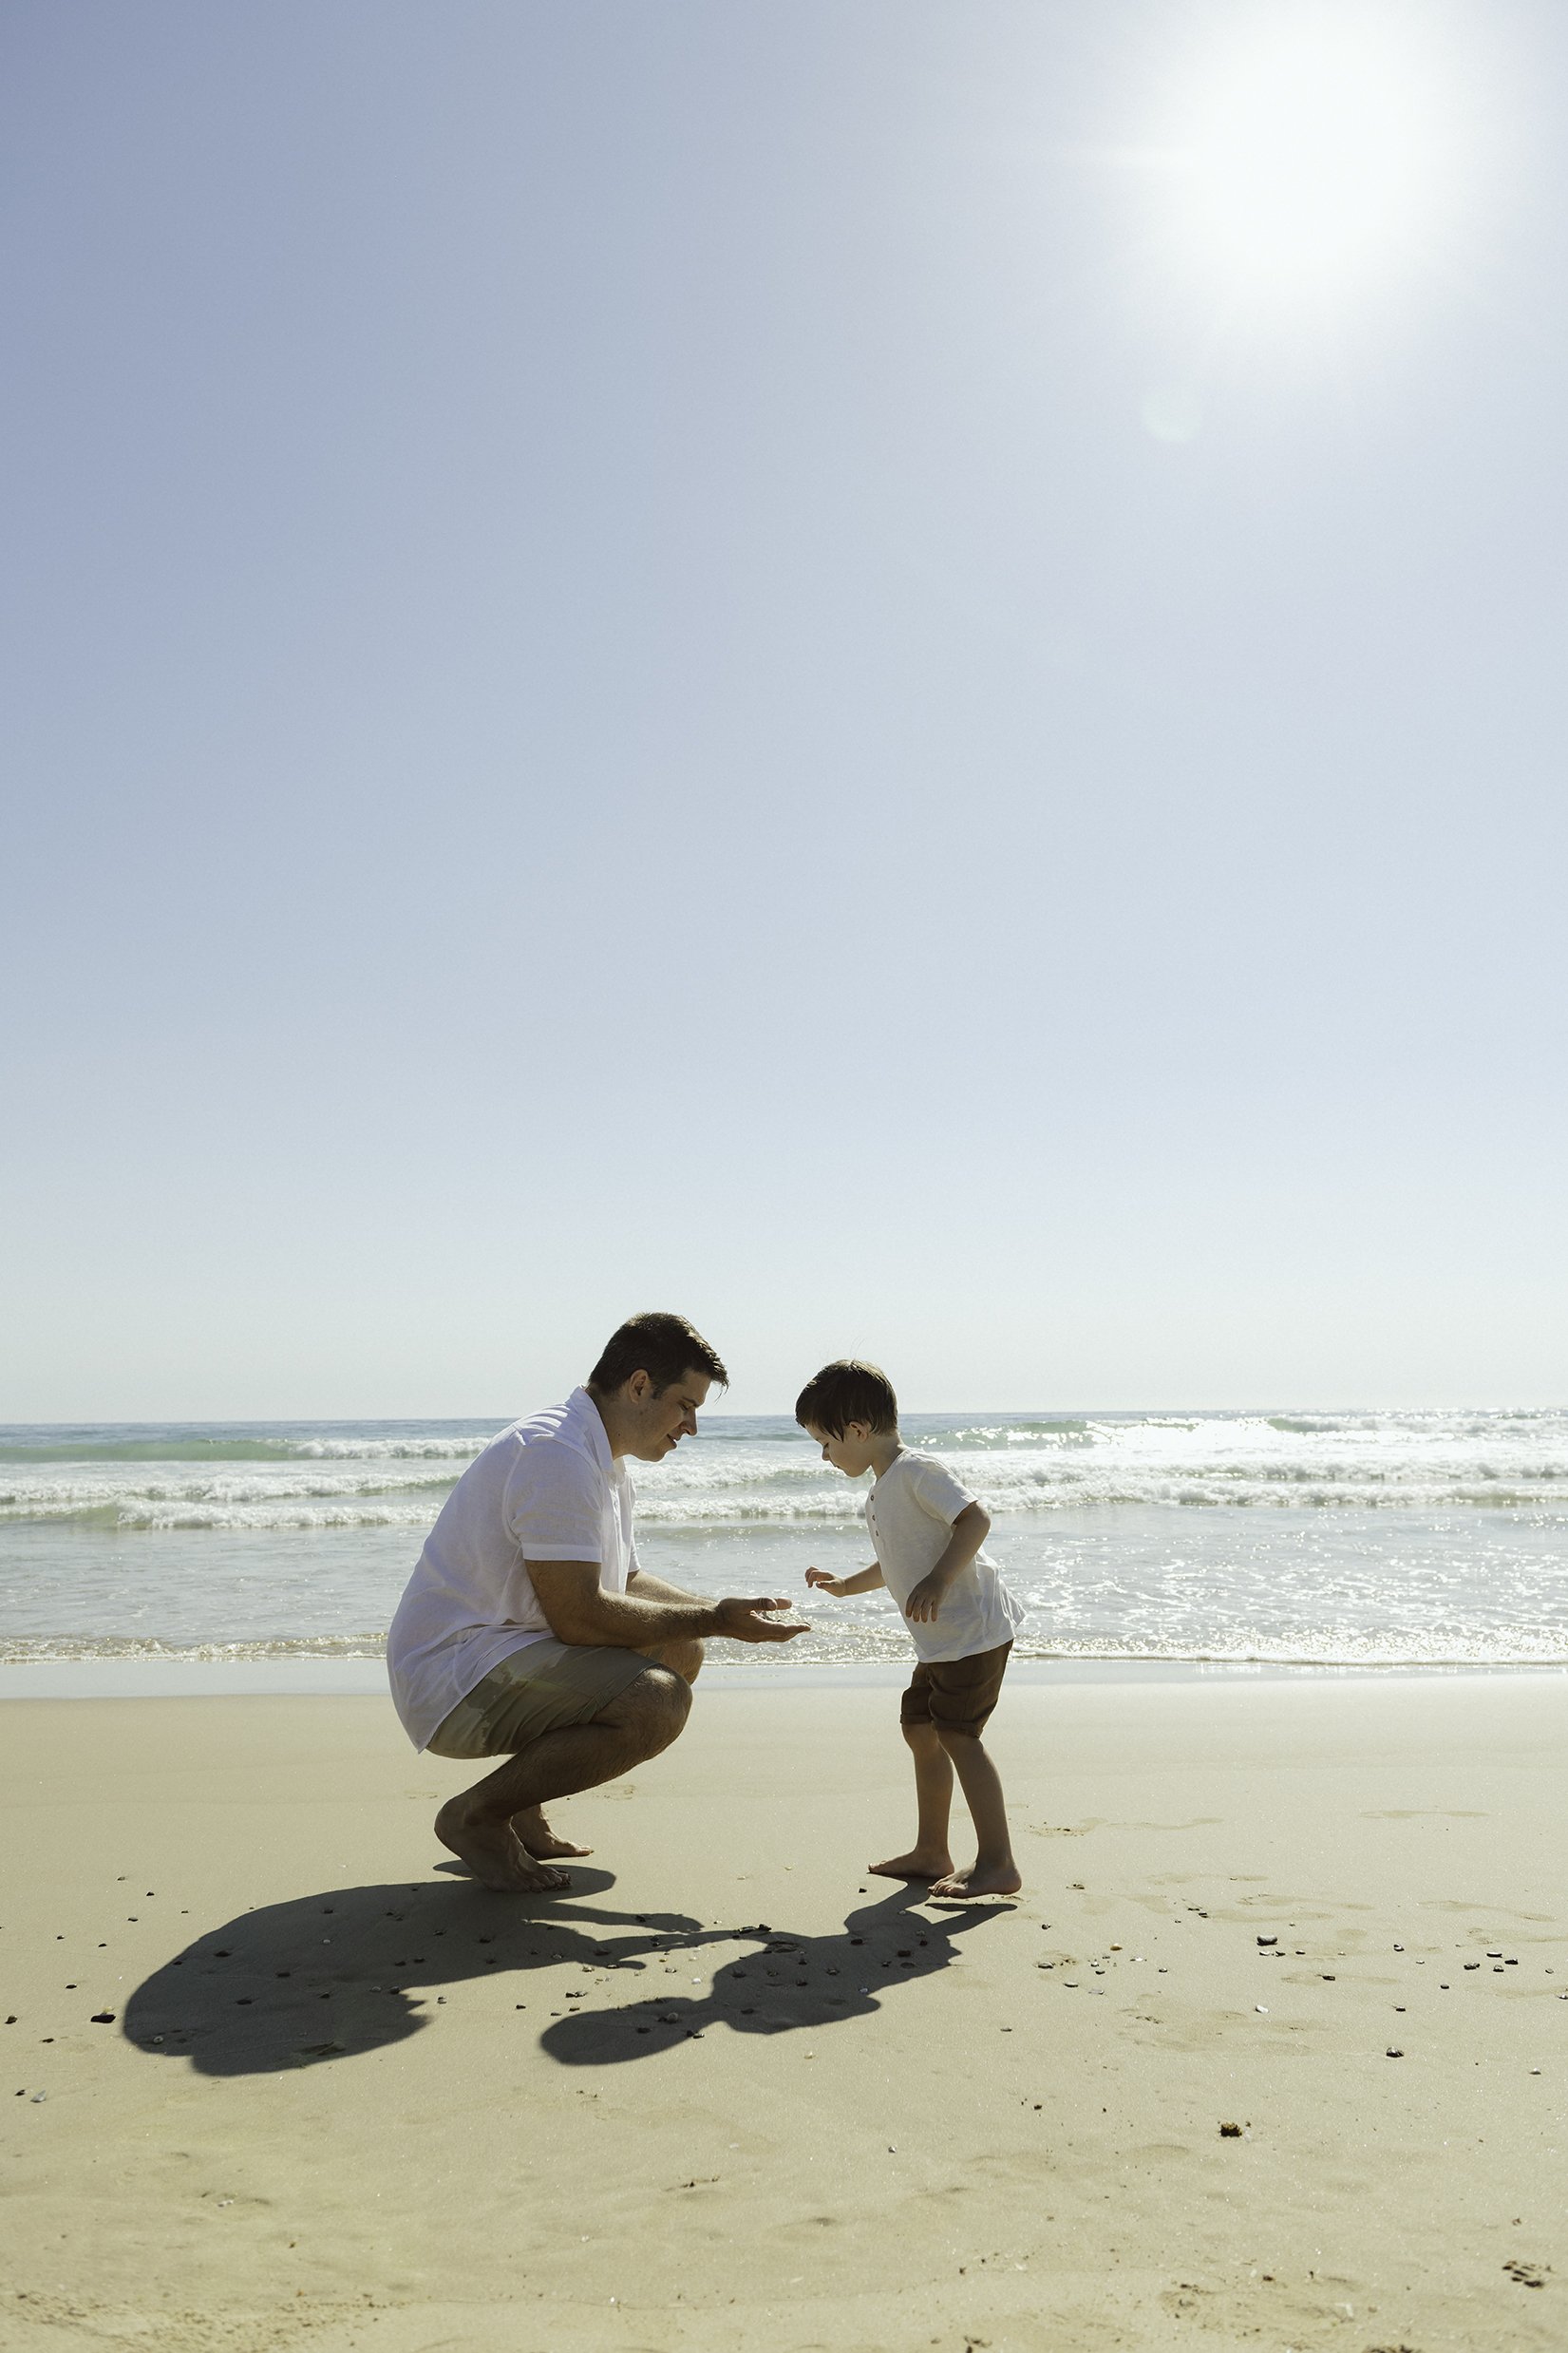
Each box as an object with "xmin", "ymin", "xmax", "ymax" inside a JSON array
[
  {"xmin": 435, "ymin": 1799, "xmax": 572, "ymax": 1893},
  {"xmin": 869, "ymin": 1849, "xmax": 954, "ymax": 1881},
  {"xmin": 512, "ymin": 1805, "xmax": 593, "ymax": 1860},
  {"xmin": 929, "ymin": 1859, "xmax": 1023, "ymax": 1900}
]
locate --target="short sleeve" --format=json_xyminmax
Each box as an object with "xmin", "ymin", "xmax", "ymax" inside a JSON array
[
  {"xmin": 503, "ymin": 1439, "xmax": 604, "ymax": 1562},
  {"xmin": 908, "ymin": 1457, "xmax": 974, "ymax": 1528}
]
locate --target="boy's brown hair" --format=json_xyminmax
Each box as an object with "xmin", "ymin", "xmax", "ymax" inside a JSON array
[
  {"xmin": 587, "ymin": 1312, "xmax": 728, "ymax": 1397},
  {"xmin": 794, "ymin": 1358, "xmax": 898, "ymax": 1437}
]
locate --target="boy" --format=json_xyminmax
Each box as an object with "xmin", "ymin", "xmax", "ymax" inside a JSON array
[{"xmin": 798, "ymin": 1358, "xmax": 1024, "ymax": 1899}]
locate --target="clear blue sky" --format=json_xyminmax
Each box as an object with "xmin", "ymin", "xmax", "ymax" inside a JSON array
[{"xmin": 4, "ymin": 1, "xmax": 1565, "ymax": 1417}]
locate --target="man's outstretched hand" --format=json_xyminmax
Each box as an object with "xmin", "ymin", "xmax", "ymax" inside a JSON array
[{"xmin": 715, "ymin": 1596, "xmax": 809, "ymax": 1643}]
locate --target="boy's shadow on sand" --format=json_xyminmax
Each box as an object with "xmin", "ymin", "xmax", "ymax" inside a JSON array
[{"xmin": 122, "ymin": 1870, "xmax": 1004, "ymax": 2078}]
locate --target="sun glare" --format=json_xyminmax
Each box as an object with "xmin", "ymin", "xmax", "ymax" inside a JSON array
[{"xmin": 1164, "ymin": 14, "xmax": 1462, "ymax": 307}]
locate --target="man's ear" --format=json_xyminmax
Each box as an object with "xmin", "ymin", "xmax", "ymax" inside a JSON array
[{"xmin": 626, "ymin": 1369, "xmax": 652, "ymax": 1405}]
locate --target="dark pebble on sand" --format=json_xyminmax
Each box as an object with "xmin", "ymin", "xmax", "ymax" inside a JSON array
[
  {"xmin": 90, "ymin": 2012, "xmax": 115, "ymax": 2024},
  {"xmin": 1387, "ymin": 2047, "xmax": 1404, "ymax": 2058},
  {"xmin": 1256, "ymin": 1936, "xmax": 1276, "ymax": 1947}
]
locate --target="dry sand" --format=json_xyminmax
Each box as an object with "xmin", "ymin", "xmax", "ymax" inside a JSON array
[{"xmin": 2, "ymin": 1672, "xmax": 1565, "ymax": 2352}]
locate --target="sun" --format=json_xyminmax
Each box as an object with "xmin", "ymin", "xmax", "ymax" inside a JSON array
[{"xmin": 1162, "ymin": 12, "xmax": 1463, "ymax": 307}]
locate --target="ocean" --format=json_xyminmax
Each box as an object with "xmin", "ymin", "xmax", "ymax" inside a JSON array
[{"xmin": 3, "ymin": 1407, "xmax": 1568, "ymax": 1684}]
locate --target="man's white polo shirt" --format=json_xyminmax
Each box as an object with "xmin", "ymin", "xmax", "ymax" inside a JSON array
[{"xmin": 387, "ymin": 1387, "xmax": 637, "ymax": 1753}]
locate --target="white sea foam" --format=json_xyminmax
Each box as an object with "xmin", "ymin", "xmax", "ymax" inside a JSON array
[
  {"xmin": 0, "ymin": 1633, "xmax": 391, "ymax": 1664},
  {"xmin": 0, "ymin": 1470, "xmax": 465, "ymax": 1525}
]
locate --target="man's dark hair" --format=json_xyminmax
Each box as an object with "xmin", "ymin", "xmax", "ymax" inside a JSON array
[
  {"xmin": 794, "ymin": 1358, "xmax": 898, "ymax": 1437},
  {"xmin": 587, "ymin": 1312, "xmax": 728, "ymax": 1398}
]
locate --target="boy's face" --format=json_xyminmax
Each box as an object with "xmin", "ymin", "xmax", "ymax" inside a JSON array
[{"xmin": 804, "ymin": 1420, "xmax": 878, "ymax": 1477}]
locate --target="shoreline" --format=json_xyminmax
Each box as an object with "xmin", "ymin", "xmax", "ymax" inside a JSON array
[{"xmin": 3, "ymin": 1651, "xmax": 1568, "ymax": 1701}]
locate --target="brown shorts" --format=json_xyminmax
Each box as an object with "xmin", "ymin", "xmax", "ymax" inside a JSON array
[
  {"xmin": 900, "ymin": 1641, "xmax": 1012, "ymax": 1739},
  {"xmin": 425, "ymin": 1639, "xmax": 653, "ymax": 1760}
]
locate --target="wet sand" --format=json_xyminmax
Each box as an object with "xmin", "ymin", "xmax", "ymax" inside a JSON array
[{"xmin": 2, "ymin": 1674, "xmax": 1565, "ymax": 2351}]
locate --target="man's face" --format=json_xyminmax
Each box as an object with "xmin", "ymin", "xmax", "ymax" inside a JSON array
[
  {"xmin": 805, "ymin": 1420, "xmax": 877, "ymax": 1477},
  {"xmin": 622, "ymin": 1369, "xmax": 711, "ymax": 1462}
]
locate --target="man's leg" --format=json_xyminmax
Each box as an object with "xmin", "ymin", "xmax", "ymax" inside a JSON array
[
  {"xmin": 436, "ymin": 1666, "xmax": 692, "ymax": 1893},
  {"xmin": 516, "ymin": 1590, "xmax": 703, "ymax": 1853}
]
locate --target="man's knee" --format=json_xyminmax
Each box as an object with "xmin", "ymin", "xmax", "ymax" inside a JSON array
[
  {"xmin": 901, "ymin": 1716, "xmax": 941, "ymax": 1750},
  {"xmin": 935, "ymin": 1721, "xmax": 981, "ymax": 1758},
  {"xmin": 605, "ymin": 1663, "xmax": 692, "ymax": 1755},
  {"xmin": 645, "ymin": 1636, "xmax": 705, "ymax": 1685}
]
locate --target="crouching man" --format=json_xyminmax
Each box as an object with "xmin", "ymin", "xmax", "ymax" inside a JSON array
[{"xmin": 387, "ymin": 1311, "xmax": 803, "ymax": 1891}]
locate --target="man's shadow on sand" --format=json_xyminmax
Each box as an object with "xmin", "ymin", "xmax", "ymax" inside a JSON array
[{"xmin": 123, "ymin": 1871, "xmax": 1005, "ymax": 2077}]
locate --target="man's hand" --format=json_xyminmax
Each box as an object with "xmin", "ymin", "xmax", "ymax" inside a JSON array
[
  {"xmin": 715, "ymin": 1596, "xmax": 808, "ymax": 1644},
  {"xmin": 805, "ymin": 1566, "xmax": 849, "ymax": 1598},
  {"xmin": 904, "ymin": 1572, "xmax": 950, "ymax": 1624}
]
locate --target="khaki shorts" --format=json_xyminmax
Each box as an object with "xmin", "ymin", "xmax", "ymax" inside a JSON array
[
  {"xmin": 899, "ymin": 1641, "xmax": 1012, "ymax": 1739},
  {"xmin": 427, "ymin": 1639, "xmax": 654, "ymax": 1760}
]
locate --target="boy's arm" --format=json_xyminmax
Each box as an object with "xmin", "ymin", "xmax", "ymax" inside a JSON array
[
  {"xmin": 904, "ymin": 1503, "xmax": 992, "ymax": 1622},
  {"xmin": 804, "ymin": 1563, "xmax": 885, "ymax": 1597}
]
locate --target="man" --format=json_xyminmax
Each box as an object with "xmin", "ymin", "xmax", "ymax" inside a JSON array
[{"xmin": 387, "ymin": 1311, "xmax": 804, "ymax": 1891}]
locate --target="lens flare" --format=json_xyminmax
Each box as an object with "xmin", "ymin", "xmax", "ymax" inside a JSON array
[{"xmin": 1162, "ymin": 12, "xmax": 1464, "ymax": 307}]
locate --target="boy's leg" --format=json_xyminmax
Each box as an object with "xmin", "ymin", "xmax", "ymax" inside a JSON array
[
  {"xmin": 916, "ymin": 1643, "xmax": 1020, "ymax": 1898},
  {"xmin": 870, "ymin": 1697, "xmax": 956, "ymax": 1880},
  {"xmin": 929, "ymin": 1729, "xmax": 1021, "ymax": 1899}
]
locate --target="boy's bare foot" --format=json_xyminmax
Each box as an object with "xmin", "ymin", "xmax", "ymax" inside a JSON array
[
  {"xmin": 929, "ymin": 1860, "xmax": 1023, "ymax": 1900},
  {"xmin": 512, "ymin": 1805, "xmax": 593, "ymax": 1860},
  {"xmin": 869, "ymin": 1848, "xmax": 954, "ymax": 1881},
  {"xmin": 435, "ymin": 1799, "xmax": 573, "ymax": 1893}
]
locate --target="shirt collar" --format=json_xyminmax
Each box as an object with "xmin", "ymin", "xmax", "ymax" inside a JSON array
[{"xmin": 565, "ymin": 1384, "xmax": 615, "ymax": 1477}]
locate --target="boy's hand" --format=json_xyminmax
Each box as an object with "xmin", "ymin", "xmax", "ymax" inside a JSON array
[
  {"xmin": 903, "ymin": 1572, "xmax": 949, "ymax": 1623},
  {"xmin": 805, "ymin": 1566, "xmax": 848, "ymax": 1598}
]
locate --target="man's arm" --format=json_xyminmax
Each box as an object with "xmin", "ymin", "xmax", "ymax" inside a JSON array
[
  {"xmin": 528, "ymin": 1560, "xmax": 805, "ymax": 1647},
  {"xmin": 624, "ymin": 1566, "xmax": 702, "ymax": 1608},
  {"xmin": 903, "ymin": 1503, "xmax": 992, "ymax": 1623}
]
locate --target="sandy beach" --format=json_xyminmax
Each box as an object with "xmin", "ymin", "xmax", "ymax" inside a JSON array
[{"xmin": 3, "ymin": 1672, "xmax": 1565, "ymax": 2352}]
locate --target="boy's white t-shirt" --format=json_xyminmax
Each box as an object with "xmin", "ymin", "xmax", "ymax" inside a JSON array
[
  {"xmin": 386, "ymin": 1388, "xmax": 637, "ymax": 1752},
  {"xmin": 864, "ymin": 1449, "xmax": 1025, "ymax": 1665}
]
